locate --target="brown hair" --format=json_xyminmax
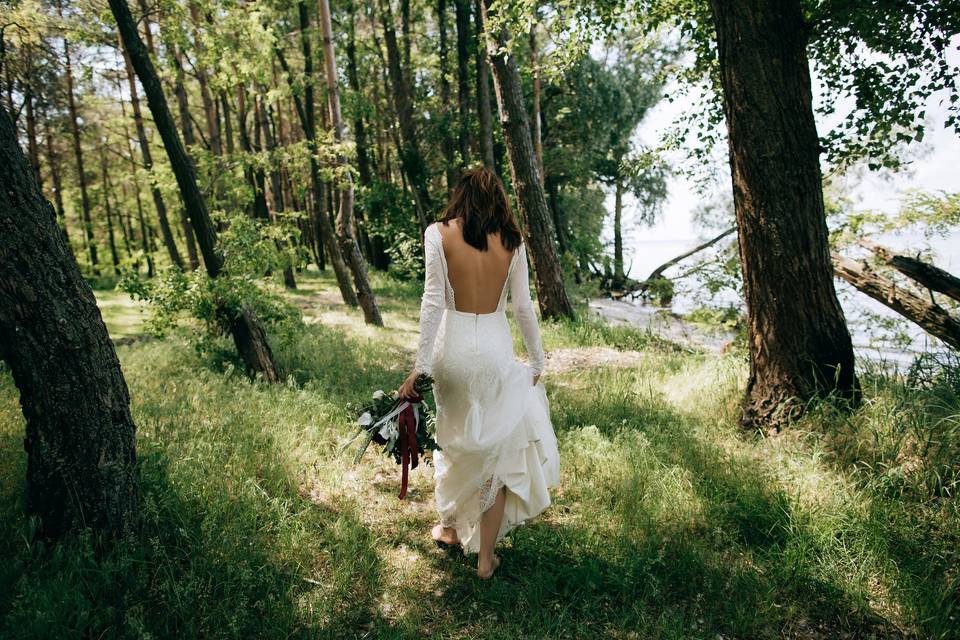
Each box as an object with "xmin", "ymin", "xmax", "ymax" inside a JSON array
[{"xmin": 437, "ymin": 167, "xmax": 523, "ymax": 252}]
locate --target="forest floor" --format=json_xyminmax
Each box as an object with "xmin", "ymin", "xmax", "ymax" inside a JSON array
[{"xmin": 0, "ymin": 269, "xmax": 958, "ymax": 639}]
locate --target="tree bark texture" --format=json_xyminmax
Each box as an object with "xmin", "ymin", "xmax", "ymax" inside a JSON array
[
  {"xmin": 481, "ymin": 1, "xmax": 574, "ymax": 320},
  {"xmin": 0, "ymin": 106, "xmax": 138, "ymax": 539},
  {"xmin": 710, "ymin": 0, "xmax": 858, "ymax": 428},
  {"xmin": 110, "ymin": 0, "xmax": 279, "ymax": 382}
]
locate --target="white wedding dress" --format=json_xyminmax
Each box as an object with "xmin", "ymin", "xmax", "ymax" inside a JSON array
[{"xmin": 415, "ymin": 223, "xmax": 560, "ymax": 554}]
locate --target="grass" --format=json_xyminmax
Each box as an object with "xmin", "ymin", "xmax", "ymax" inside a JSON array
[{"xmin": 0, "ymin": 268, "xmax": 958, "ymax": 639}]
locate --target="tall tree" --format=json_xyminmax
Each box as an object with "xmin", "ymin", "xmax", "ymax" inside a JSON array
[
  {"xmin": 709, "ymin": 0, "xmax": 858, "ymax": 428},
  {"xmin": 0, "ymin": 106, "xmax": 138, "ymax": 539},
  {"xmin": 280, "ymin": 1, "xmax": 357, "ymax": 306},
  {"xmin": 480, "ymin": 0, "xmax": 574, "ymax": 320},
  {"xmin": 60, "ymin": 0, "xmax": 99, "ymax": 273},
  {"xmin": 453, "ymin": 0, "xmax": 471, "ymax": 167},
  {"xmin": 378, "ymin": 0, "xmax": 432, "ymax": 231},
  {"xmin": 318, "ymin": 0, "xmax": 383, "ymax": 326},
  {"xmin": 120, "ymin": 36, "xmax": 185, "ymax": 269},
  {"xmin": 109, "ymin": 0, "xmax": 279, "ymax": 382},
  {"xmin": 437, "ymin": 0, "xmax": 457, "ymax": 191},
  {"xmin": 473, "ymin": 0, "xmax": 494, "ymax": 169}
]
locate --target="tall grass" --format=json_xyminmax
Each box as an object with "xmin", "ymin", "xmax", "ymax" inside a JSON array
[{"xmin": 0, "ymin": 270, "xmax": 956, "ymax": 638}]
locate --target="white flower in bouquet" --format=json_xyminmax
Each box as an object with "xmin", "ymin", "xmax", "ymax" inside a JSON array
[
  {"xmin": 378, "ymin": 421, "xmax": 399, "ymax": 441},
  {"xmin": 373, "ymin": 389, "xmax": 385, "ymax": 400},
  {"xmin": 357, "ymin": 412, "xmax": 373, "ymax": 427}
]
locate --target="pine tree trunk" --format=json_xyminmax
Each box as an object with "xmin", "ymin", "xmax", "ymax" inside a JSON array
[
  {"xmin": 529, "ymin": 23, "xmax": 543, "ymax": 180},
  {"xmin": 110, "ymin": 0, "xmax": 279, "ymax": 382},
  {"xmin": 453, "ymin": 0, "xmax": 471, "ymax": 167},
  {"xmin": 170, "ymin": 45, "xmax": 202, "ymax": 270},
  {"xmin": 257, "ymin": 93, "xmax": 297, "ymax": 289},
  {"xmin": 61, "ymin": 13, "xmax": 99, "ymax": 273},
  {"xmin": 319, "ymin": 0, "xmax": 382, "ymax": 325},
  {"xmin": 294, "ymin": 1, "xmax": 357, "ymax": 305},
  {"xmin": 613, "ymin": 175, "xmax": 624, "ymax": 286},
  {"xmin": 379, "ymin": 0, "xmax": 432, "ymax": 231},
  {"xmin": 99, "ymin": 143, "xmax": 122, "ymax": 274},
  {"xmin": 709, "ymin": 0, "xmax": 858, "ymax": 429},
  {"xmin": 480, "ymin": 1, "xmax": 574, "ymax": 320},
  {"xmin": 0, "ymin": 106, "xmax": 138, "ymax": 540},
  {"xmin": 24, "ymin": 84, "xmax": 43, "ymax": 189},
  {"xmin": 438, "ymin": 0, "xmax": 458, "ymax": 192},
  {"xmin": 120, "ymin": 37, "xmax": 184, "ymax": 269},
  {"xmin": 41, "ymin": 110, "xmax": 69, "ymax": 240},
  {"xmin": 116, "ymin": 89, "xmax": 156, "ymax": 277},
  {"xmin": 474, "ymin": 0, "xmax": 494, "ymax": 169}
]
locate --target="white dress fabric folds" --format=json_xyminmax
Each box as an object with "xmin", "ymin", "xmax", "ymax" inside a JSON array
[{"xmin": 415, "ymin": 223, "xmax": 560, "ymax": 554}]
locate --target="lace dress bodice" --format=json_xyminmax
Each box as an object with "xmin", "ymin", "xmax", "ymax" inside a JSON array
[{"xmin": 414, "ymin": 222, "xmax": 545, "ymax": 377}]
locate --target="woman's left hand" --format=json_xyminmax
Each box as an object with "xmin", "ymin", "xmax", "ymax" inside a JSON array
[{"xmin": 398, "ymin": 369, "xmax": 420, "ymax": 400}]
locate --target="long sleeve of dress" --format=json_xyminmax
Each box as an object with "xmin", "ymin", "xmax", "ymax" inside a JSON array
[
  {"xmin": 414, "ymin": 226, "xmax": 446, "ymax": 376},
  {"xmin": 510, "ymin": 243, "xmax": 545, "ymax": 376}
]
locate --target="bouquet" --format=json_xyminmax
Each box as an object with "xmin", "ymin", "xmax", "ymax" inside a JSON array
[{"xmin": 342, "ymin": 374, "xmax": 439, "ymax": 499}]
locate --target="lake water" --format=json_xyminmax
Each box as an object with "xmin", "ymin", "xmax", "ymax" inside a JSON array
[{"xmin": 591, "ymin": 230, "xmax": 960, "ymax": 370}]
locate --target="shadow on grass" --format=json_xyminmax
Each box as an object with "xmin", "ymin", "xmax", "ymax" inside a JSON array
[{"xmin": 0, "ymin": 398, "xmax": 386, "ymax": 639}]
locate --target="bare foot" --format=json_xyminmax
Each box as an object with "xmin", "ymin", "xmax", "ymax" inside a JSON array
[
  {"xmin": 431, "ymin": 524, "xmax": 459, "ymax": 546},
  {"xmin": 477, "ymin": 554, "xmax": 501, "ymax": 579}
]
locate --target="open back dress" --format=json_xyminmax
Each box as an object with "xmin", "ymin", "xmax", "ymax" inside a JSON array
[{"xmin": 414, "ymin": 222, "xmax": 560, "ymax": 553}]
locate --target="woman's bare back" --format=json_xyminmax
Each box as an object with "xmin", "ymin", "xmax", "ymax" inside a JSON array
[{"xmin": 437, "ymin": 219, "xmax": 515, "ymax": 314}]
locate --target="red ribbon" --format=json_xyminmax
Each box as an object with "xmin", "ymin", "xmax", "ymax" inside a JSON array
[{"xmin": 397, "ymin": 393, "xmax": 422, "ymax": 500}]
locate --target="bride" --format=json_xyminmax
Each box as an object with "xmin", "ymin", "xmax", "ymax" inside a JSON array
[{"xmin": 397, "ymin": 167, "xmax": 560, "ymax": 579}]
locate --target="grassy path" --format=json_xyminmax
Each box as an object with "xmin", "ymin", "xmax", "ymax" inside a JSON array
[{"xmin": 0, "ymin": 270, "xmax": 957, "ymax": 639}]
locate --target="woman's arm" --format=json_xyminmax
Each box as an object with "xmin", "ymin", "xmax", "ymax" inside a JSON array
[
  {"xmin": 510, "ymin": 243, "xmax": 545, "ymax": 381},
  {"xmin": 400, "ymin": 225, "xmax": 445, "ymax": 398}
]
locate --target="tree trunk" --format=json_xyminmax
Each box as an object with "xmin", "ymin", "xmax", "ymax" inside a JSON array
[
  {"xmin": 24, "ymin": 85, "xmax": 43, "ymax": 189},
  {"xmin": 110, "ymin": 0, "xmax": 279, "ymax": 382},
  {"xmin": 481, "ymin": 1, "xmax": 574, "ymax": 320},
  {"xmin": 859, "ymin": 239, "xmax": 960, "ymax": 303},
  {"xmin": 116, "ymin": 85, "xmax": 156, "ymax": 277},
  {"xmin": 474, "ymin": 0, "xmax": 494, "ymax": 169},
  {"xmin": 41, "ymin": 110, "xmax": 69, "ymax": 240},
  {"xmin": 529, "ymin": 22, "xmax": 543, "ymax": 181},
  {"xmin": 61, "ymin": 11, "xmax": 99, "ymax": 273},
  {"xmin": 438, "ymin": 0, "xmax": 458, "ymax": 192},
  {"xmin": 290, "ymin": 1, "xmax": 357, "ymax": 305},
  {"xmin": 256, "ymin": 92, "xmax": 297, "ymax": 289},
  {"xmin": 379, "ymin": 0, "xmax": 432, "ymax": 232},
  {"xmin": 318, "ymin": 0, "xmax": 382, "ymax": 325},
  {"xmin": 189, "ymin": 4, "xmax": 222, "ymax": 158},
  {"xmin": 120, "ymin": 37, "xmax": 184, "ymax": 269},
  {"xmin": 453, "ymin": 0, "xmax": 471, "ymax": 168},
  {"xmin": 833, "ymin": 253, "xmax": 960, "ymax": 350},
  {"xmin": 98, "ymin": 143, "xmax": 122, "ymax": 274},
  {"xmin": 346, "ymin": 1, "xmax": 374, "ymax": 188},
  {"xmin": 613, "ymin": 175, "xmax": 624, "ymax": 286},
  {"xmin": 710, "ymin": 0, "xmax": 858, "ymax": 429},
  {"xmin": 170, "ymin": 44, "xmax": 202, "ymax": 270},
  {"xmin": 0, "ymin": 106, "xmax": 137, "ymax": 540}
]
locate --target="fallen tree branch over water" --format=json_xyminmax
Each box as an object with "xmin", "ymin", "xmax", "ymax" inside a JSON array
[
  {"xmin": 621, "ymin": 227, "xmax": 737, "ymax": 299},
  {"xmin": 858, "ymin": 239, "xmax": 960, "ymax": 303},
  {"xmin": 832, "ymin": 252, "xmax": 960, "ymax": 350}
]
